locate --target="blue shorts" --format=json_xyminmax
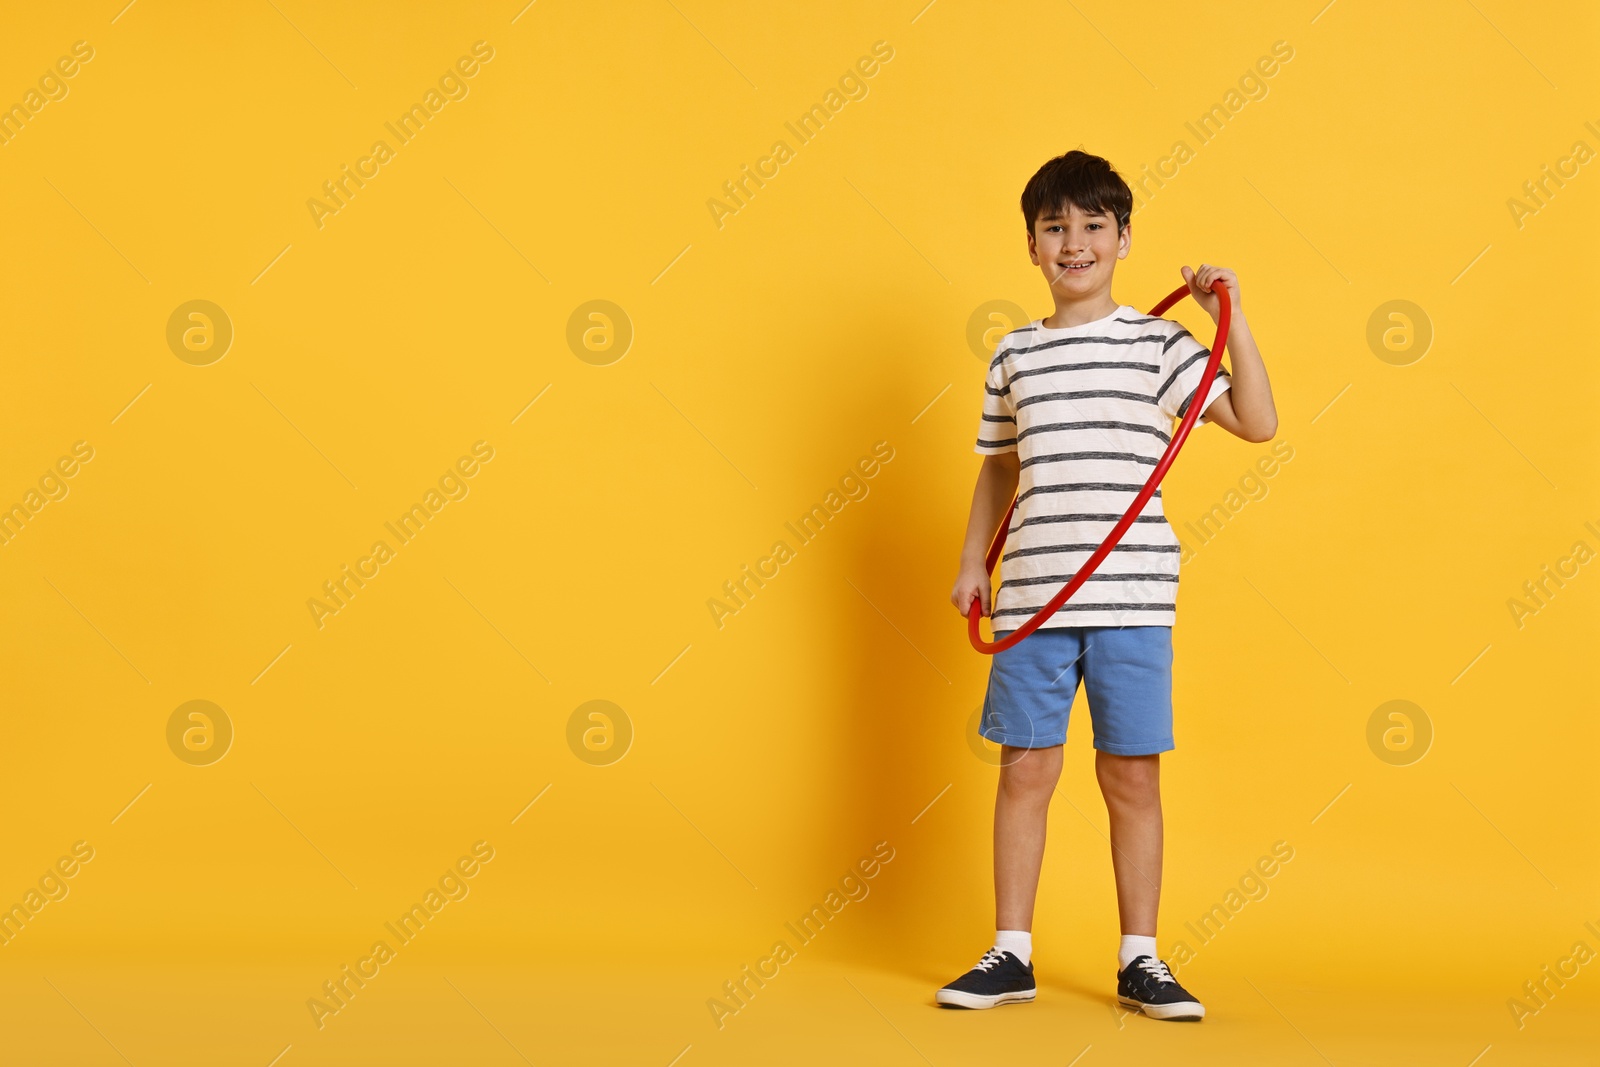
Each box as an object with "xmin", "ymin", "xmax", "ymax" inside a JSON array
[{"xmin": 979, "ymin": 626, "xmax": 1174, "ymax": 755}]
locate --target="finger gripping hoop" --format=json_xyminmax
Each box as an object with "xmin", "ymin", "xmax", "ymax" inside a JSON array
[{"xmin": 967, "ymin": 280, "xmax": 1231, "ymax": 654}]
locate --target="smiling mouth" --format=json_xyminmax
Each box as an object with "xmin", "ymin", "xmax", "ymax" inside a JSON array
[{"xmin": 1059, "ymin": 261, "xmax": 1093, "ymax": 274}]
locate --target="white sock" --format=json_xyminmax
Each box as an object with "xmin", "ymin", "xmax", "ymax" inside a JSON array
[
  {"xmin": 1118, "ymin": 934, "xmax": 1158, "ymax": 970},
  {"xmin": 995, "ymin": 929, "xmax": 1032, "ymax": 967}
]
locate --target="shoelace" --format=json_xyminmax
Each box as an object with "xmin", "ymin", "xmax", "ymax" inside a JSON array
[
  {"xmin": 1136, "ymin": 956, "xmax": 1176, "ymax": 984},
  {"xmin": 973, "ymin": 948, "xmax": 1009, "ymax": 972}
]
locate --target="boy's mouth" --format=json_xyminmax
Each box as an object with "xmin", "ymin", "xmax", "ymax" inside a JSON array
[{"xmin": 1059, "ymin": 260, "xmax": 1094, "ymax": 275}]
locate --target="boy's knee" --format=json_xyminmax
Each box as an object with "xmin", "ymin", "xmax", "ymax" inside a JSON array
[
  {"xmin": 999, "ymin": 745, "xmax": 1062, "ymax": 795},
  {"xmin": 1095, "ymin": 752, "xmax": 1159, "ymax": 802}
]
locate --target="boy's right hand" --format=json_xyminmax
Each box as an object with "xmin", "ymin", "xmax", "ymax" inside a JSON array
[{"xmin": 951, "ymin": 565, "xmax": 992, "ymax": 618}]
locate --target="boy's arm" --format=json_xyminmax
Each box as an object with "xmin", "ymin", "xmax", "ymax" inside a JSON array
[
  {"xmin": 953, "ymin": 453, "xmax": 1019, "ymax": 615},
  {"xmin": 961, "ymin": 453, "xmax": 1019, "ymax": 566},
  {"xmin": 1180, "ymin": 264, "xmax": 1278, "ymax": 443}
]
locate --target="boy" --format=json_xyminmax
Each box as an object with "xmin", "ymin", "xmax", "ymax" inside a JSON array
[{"xmin": 939, "ymin": 150, "xmax": 1277, "ymax": 1020}]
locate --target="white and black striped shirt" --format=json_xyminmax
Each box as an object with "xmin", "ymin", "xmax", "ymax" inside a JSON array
[{"xmin": 974, "ymin": 304, "xmax": 1231, "ymax": 629}]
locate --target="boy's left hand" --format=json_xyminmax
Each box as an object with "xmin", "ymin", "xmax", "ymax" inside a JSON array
[{"xmin": 1180, "ymin": 264, "xmax": 1241, "ymax": 321}]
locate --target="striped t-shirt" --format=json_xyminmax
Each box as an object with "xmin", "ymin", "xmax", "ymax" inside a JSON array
[{"xmin": 974, "ymin": 304, "xmax": 1232, "ymax": 630}]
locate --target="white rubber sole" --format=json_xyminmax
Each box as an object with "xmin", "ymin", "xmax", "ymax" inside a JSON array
[
  {"xmin": 935, "ymin": 987, "xmax": 1037, "ymax": 1009},
  {"xmin": 1118, "ymin": 994, "xmax": 1205, "ymax": 1021}
]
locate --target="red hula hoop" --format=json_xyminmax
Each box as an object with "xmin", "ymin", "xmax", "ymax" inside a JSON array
[{"xmin": 967, "ymin": 280, "xmax": 1231, "ymax": 654}]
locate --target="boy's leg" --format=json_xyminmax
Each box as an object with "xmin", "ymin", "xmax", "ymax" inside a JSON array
[
  {"xmin": 995, "ymin": 743, "xmax": 1065, "ymax": 930},
  {"xmin": 937, "ymin": 630, "xmax": 1076, "ymax": 1009},
  {"xmin": 935, "ymin": 742, "xmax": 1059, "ymax": 1008},
  {"xmin": 1097, "ymin": 749, "xmax": 1203, "ymax": 1019},
  {"xmin": 1082, "ymin": 628, "xmax": 1203, "ymax": 1019},
  {"xmin": 1094, "ymin": 751, "xmax": 1162, "ymax": 936}
]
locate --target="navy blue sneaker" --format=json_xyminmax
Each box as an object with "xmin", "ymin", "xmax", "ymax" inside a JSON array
[
  {"xmin": 935, "ymin": 947, "xmax": 1037, "ymax": 1009},
  {"xmin": 1116, "ymin": 955, "xmax": 1205, "ymax": 1020}
]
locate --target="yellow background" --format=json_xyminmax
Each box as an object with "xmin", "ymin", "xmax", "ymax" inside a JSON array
[{"xmin": 0, "ymin": 1, "xmax": 1594, "ymax": 1063}]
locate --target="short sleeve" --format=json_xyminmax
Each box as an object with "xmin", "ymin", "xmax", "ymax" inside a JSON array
[
  {"xmin": 1158, "ymin": 322, "xmax": 1232, "ymax": 425},
  {"xmin": 974, "ymin": 349, "xmax": 1018, "ymax": 454}
]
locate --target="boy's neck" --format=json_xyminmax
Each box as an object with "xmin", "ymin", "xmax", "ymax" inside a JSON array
[{"xmin": 1043, "ymin": 292, "xmax": 1120, "ymax": 329}]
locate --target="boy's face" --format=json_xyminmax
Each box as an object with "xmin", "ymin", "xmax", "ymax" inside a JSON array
[{"xmin": 1027, "ymin": 200, "xmax": 1130, "ymax": 300}]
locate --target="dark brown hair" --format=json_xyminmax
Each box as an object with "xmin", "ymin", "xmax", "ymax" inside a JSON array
[{"xmin": 1020, "ymin": 150, "xmax": 1133, "ymax": 236}]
